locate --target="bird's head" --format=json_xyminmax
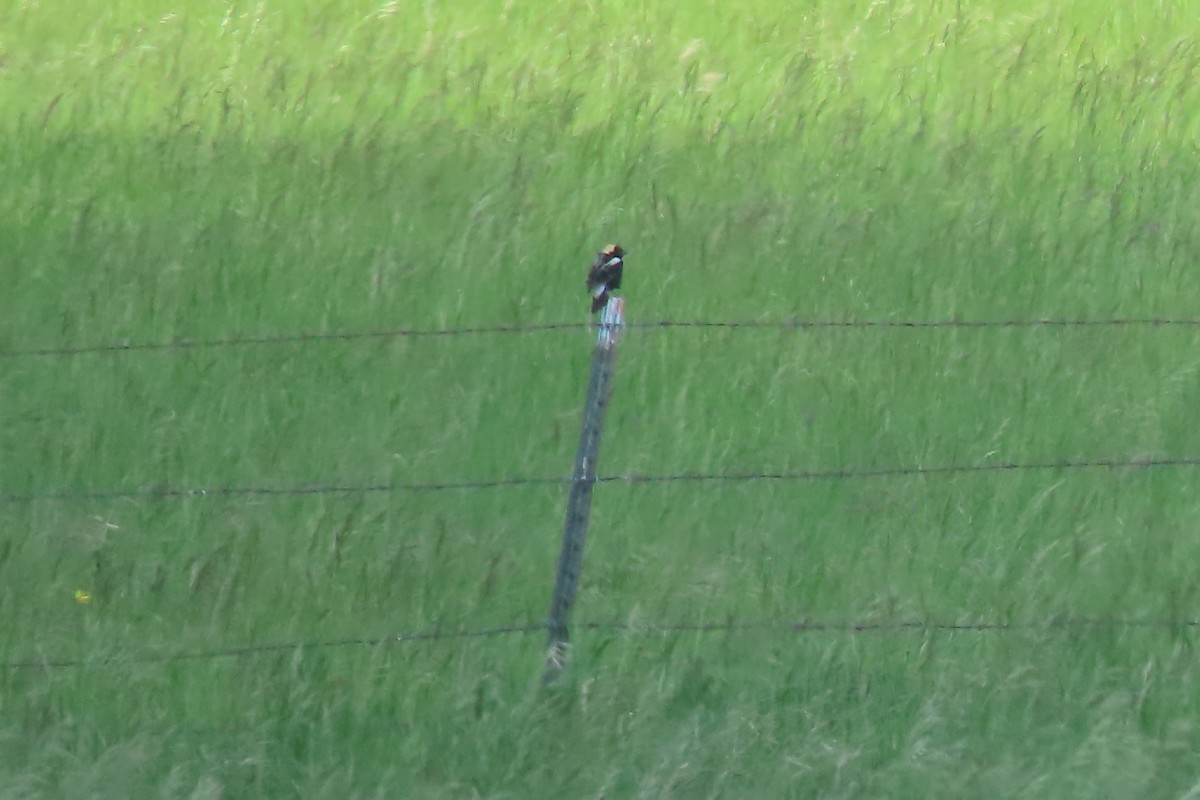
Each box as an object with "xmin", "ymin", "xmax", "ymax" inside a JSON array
[{"xmin": 600, "ymin": 244, "xmax": 625, "ymax": 263}]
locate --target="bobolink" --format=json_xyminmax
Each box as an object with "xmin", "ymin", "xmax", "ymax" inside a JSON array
[{"xmin": 586, "ymin": 244, "xmax": 625, "ymax": 313}]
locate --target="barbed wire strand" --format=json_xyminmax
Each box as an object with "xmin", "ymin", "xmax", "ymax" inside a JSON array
[
  {"xmin": 4, "ymin": 455, "xmax": 1196, "ymax": 505},
  {"xmin": 4, "ymin": 616, "xmax": 1198, "ymax": 671},
  {"xmin": 1, "ymin": 624, "xmax": 546, "ymax": 671},
  {"xmin": 6, "ymin": 317, "xmax": 1200, "ymax": 359}
]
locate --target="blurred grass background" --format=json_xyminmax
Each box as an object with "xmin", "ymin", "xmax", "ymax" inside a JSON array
[{"xmin": 3, "ymin": 0, "xmax": 1200, "ymax": 797}]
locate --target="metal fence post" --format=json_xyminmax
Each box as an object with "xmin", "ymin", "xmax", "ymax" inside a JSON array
[{"xmin": 543, "ymin": 297, "xmax": 625, "ymax": 684}]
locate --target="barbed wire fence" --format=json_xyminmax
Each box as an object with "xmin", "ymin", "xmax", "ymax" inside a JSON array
[
  {"xmin": 6, "ymin": 314, "xmax": 1200, "ymax": 674},
  {"xmin": 5, "ymin": 616, "xmax": 1199, "ymax": 672},
  {"xmin": 4, "ymin": 316, "xmax": 1200, "ymax": 360},
  {"xmin": 4, "ymin": 456, "xmax": 1197, "ymax": 506}
]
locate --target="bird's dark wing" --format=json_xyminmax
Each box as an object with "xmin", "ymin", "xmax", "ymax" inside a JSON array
[
  {"xmin": 586, "ymin": 263, "xmax": 605, "ymax": 292},
  {"xmin": 587, "ymin": 257, "xmax": 622, "ymax": 291},
  {"xmin": 593, "ymin": 262, "xmax": 620, "ymax": 287}
]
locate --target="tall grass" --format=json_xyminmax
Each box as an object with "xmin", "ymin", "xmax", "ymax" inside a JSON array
[{"xmin": 3, "ymin": 1, "xmax": 1200, "ymax": 796}]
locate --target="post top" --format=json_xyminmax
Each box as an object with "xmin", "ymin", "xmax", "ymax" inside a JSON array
[{"xmin": 597, "ymin": 296, "xmax": 625, "ymax": 349}]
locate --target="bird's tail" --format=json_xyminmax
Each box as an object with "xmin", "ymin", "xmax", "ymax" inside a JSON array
[{"xmin": 591, "ymin": 292, "xmax": 608, "ymax": 313}]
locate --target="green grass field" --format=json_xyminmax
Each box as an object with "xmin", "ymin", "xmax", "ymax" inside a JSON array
[{"xmin": 4, "ymin": 1, "xmax": 1200, "ymax": 796}]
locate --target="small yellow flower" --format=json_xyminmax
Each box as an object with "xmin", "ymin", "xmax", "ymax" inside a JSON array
[{"xmin": 74, "ymin": 589, "xmax": 92, "ymax": 605}]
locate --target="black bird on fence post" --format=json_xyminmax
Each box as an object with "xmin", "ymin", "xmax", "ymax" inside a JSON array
[
  {"xmin": 586, "ymin": 244, "xmax": 625, "ymax": 313},
  {"xmin": 543, "ymin": 246, "xmax": 628, "ymax": 684}
]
